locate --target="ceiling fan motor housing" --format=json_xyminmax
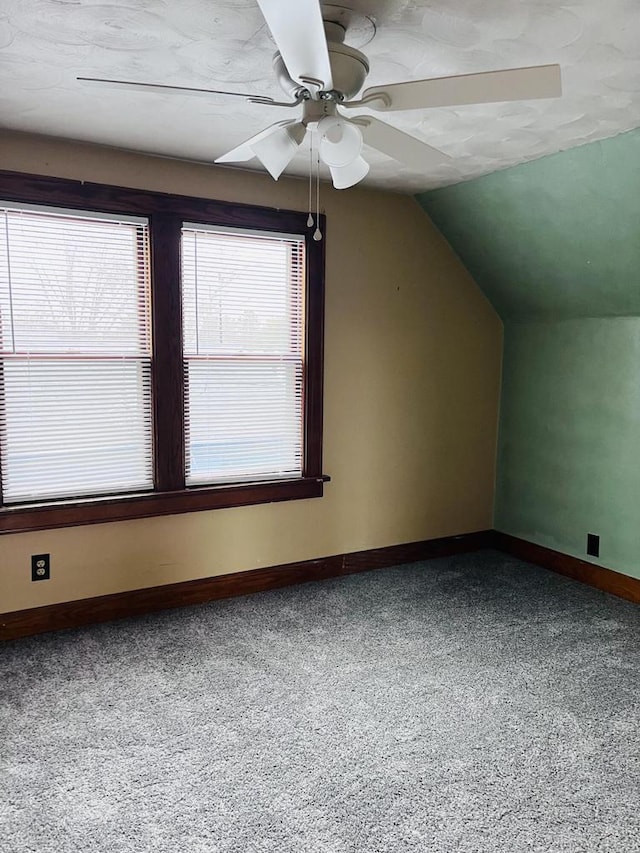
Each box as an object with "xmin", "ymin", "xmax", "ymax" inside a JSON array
[{"xmin": 273, "ymin": 39, "xmax": 369, "ymax": 100}]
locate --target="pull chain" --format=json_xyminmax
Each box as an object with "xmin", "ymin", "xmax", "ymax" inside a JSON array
[
  {"xmin": 313, "ymin": 146, "xmax": 322, "ymax": 242},
  {"xmin": 307, "ymin": 134, "xmax": 314, "ymax": 228}
]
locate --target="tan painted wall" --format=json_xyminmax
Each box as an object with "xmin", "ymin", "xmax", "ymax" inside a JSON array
[{"xmin": 0, "ymin": 131, "xmax": 503, "ymax": 614}]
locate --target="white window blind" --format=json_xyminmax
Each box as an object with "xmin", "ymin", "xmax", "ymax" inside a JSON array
[
  {"xmin": 181, "ymin": 223, "xmax": 305, "ymax": 486},
  {"xmin": 0, "ymin": 203, "xmax": 153, "ymax": 503}
]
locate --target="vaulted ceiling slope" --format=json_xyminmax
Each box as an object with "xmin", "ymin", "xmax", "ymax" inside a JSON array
[
  {"xmin": 417, "ymin": 128, "xmax": 640, "ymax": 321},
  {"xmin": 1, "ymin": 0, "xmax": 639, "ymax": 192}
]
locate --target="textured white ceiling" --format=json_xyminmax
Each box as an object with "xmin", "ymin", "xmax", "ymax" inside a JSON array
[{"xmin": 1, "ymin": 0, "xmax": 639, "ymax": 192}]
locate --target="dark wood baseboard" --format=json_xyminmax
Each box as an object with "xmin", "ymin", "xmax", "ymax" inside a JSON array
[
  {"xmin": 5, "ymin": 529, "xmax": 635, "ymax": 641},
  {"xmin": 0, "ymin": 530, "xmax": 492, "ymax": 641},
  {"xmin": 493, "ymin": 531, "xmax": 640, "ymax": 605}
]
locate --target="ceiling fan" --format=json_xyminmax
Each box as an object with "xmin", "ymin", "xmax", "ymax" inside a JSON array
[{"xmin": 78, "ymin": 0, "xmax": 562, "ymax": 191}]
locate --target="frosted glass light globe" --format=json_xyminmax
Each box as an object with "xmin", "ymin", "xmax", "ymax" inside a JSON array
[{"xmin": 317, "ymin": 117, "xmax": 363, "ymax": 168}]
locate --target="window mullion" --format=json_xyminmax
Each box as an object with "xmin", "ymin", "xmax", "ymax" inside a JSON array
[
  {"xmin": 303, "ymin": 224, "xmax": 325, "ymax": 478},
  {"xmin": 150, "ymin": 213, "xmax": 185, "ymax": 492}
]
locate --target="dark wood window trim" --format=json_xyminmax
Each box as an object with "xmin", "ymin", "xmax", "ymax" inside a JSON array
[{"xmin": 0, "ymin": 170, "xmax": 326, "ymax": 534}]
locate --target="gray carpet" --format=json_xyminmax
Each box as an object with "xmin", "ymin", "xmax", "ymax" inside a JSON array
[{"xmin": 1, "ymin": 551, "xmax": 639, "ymax": 852}]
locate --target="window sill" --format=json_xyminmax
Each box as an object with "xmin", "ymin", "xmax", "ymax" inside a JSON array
[{"xmin": 0, "ymin": 476, "xmax": 328, "ymax": 534}]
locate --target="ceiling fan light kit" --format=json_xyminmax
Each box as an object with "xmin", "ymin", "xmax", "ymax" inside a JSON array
[
  {"xmin": 329, "ymin": 155, "xmax": 370, "ymax": 190},
  {"xmin": 78, "ymin": 0, "xmax": 562, "ymax": 193},
  {"xmin": 250, "ymin": 121, "xmax": 307, "ymax": 180},
  {"xmin": 317, "ymin": 117, "xmax": 363, "ymax": 168}
]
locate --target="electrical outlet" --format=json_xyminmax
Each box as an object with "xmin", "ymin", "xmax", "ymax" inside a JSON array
[
  {"xmin": 586, "ymin": 534, "xmax": 600, "ymax": 558},
  {"xmin": 31, "ymin": 554, "xmax": 50, "ymax": 581}
]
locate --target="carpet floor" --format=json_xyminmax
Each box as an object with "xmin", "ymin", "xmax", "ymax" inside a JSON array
[{"xmin": 1, "ymin": 550, "xmax": 639, "ymax": 852}]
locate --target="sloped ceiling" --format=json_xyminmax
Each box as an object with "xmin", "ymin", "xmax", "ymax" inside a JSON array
[
  {"xmin": 417, "ymin": 128, "xmax": 640, "ymax": 321},
  {"xmin": 1, "ymin": 0, "xmax": 640, "ymax": 192}
]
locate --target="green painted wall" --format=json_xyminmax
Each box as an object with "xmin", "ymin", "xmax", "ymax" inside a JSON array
[
  {"xmin": 417, "ymin": 130, "xmax": 640, "ymax": 580},
  {"xmin": 417, "ymin": 129, "xmax": 640, "ymax": 322},
  {"xmin": 497, "ymin": 319, "xmax": 640, "ymax": 580}
]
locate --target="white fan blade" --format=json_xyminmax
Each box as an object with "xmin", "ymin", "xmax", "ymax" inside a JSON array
[
  {"xmin": 77, "ymin": 77, "xmax": 263, "ymax": 100},
  {"xmin": 329, "ymin": 156, "xmax": 369, "ymax": 190},
  {"xmin": 256, "ymin": 0, "xmax": 332, "ymax": 89},
  {"xmin": 352, "ymin": 116, "xmax": 449, "ymax": 170},
  {"xmin": 347, "ymin": 64, "xmax": 561, "ymax": 112},
  {"xmin": 215, "ymin": 121, "xmax": 306, "ymax": 180}
]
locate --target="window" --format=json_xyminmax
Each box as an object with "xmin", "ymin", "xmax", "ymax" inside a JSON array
[
  {"xmin": 181, "ymin": 225, "xmax": 304, "ymax": 486},
  {"xmin": 0, "ymin": 172, "xmax": 325, "ymax": 533},
  {"xmin": 0, "ymin": 204, "xmax": 153, "ymax": 503}
]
